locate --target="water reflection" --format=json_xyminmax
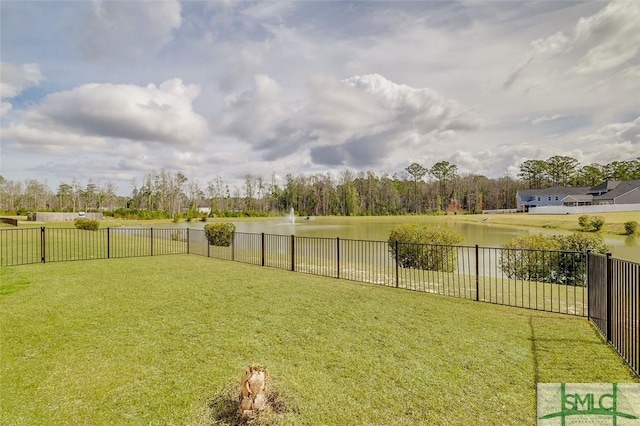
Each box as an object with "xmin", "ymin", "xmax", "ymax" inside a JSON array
[{"xmin": 126, "ymin": 218, "xmax": 639, "ymax": 262}]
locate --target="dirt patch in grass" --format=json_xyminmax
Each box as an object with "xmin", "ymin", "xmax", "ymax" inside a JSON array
[{"xmin": 203, "ymin": 378, "xmax": 298, "ymax": 426}]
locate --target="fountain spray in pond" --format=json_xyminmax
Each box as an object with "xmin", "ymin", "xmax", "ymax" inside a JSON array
[{"xmin": 287, "ymin": 207, "xmax": 295, "ymax": 224}]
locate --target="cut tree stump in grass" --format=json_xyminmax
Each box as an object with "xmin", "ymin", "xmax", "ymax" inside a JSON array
[{"xmin": 238, "ymin": 364, "xmax": 269, "ymax": 420}]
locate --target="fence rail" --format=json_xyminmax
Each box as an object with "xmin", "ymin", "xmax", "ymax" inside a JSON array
[
  {"xmin": 1, "ymin": 227, "xmax": 637, "ymax": 375},
  {"xmin": 0, "ymin": 227, "xmax": 188, "ymax": 265},
  {"xmin": 588, "ymin": 254, "xmax": 639, "ymax": 377}
]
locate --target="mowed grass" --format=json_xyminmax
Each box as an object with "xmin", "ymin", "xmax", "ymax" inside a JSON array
[{"xmin": 1, "ymin": 256, "xmax": 637, "ymax": 425}]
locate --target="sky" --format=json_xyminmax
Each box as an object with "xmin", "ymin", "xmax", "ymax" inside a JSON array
[{"xmin": 1, "ymin": 0, "xmax": 639, "ymax": 196}]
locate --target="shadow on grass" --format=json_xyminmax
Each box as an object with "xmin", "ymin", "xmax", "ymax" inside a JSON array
[
  {"xmin": 529, "ymin": 316, "xmax": 540, "ymax": 389},
  {"xmin": 204, "ymin": 383, "xmax": 298, "ymax": 426},
  {"xmin": 206, "ymin": 385, "xmax": 239, "ymax": 425}
]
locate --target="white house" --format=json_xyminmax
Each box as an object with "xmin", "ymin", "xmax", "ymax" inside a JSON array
[
  {"xmin": 516, "ymin": 186, "xmax": 590, "ymax": 212},
  {"xmin": 196, "ymin": 201, "xmax": 211, "ymax": 215},
  {"xmin": 517, "ymin": 180, "xmax": 640, "ymax": 212}
]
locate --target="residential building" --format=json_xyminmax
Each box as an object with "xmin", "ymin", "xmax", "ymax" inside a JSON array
[
  {"xmin": 516, "ymin": 180, "xmax": 640, "ymax": 211},
  {"xmin": 516, "ymin": 186, "xmax": 590, "ymax": 211}
]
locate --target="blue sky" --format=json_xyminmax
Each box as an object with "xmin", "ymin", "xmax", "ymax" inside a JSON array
[{"xmin": 1, "ymin": 0, "xmax": 639, "ymax": 195}]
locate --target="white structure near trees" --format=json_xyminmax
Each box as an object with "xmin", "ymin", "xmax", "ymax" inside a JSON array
[{"xmin": 517, "ymin": 180, "xmax": 640, "ymax": 213}]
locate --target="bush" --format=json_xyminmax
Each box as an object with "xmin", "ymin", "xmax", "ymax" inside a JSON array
[
  {"xmin": 170, "ymin": 231, "xmax": 186, "ymax": 242},
  {"xmin": 558, "ymin": 232, "xmax": 608, "ymax": 253},
  {"xmin": 624, "ymin": 221, "xmax": 637, "ymax": 235},
  {"xmin": 204, "ymin": 222, "xmax": 236, "ymax": 247},
  {"xmin": 388, "ymin": 223, "xmax": 463, "ymax": 272},
  {"xmin": 578, "ymin": 215, "xmax": 590, "ymax": 230},
  {"xmin": 499, "ymin": 233, "xmax": 608, "ymax": 286},
  {"xmin": 590, "ymin": 216, "xmax": 605, "ymax": 231},
  {"xmin": 578, "ymin": 215, "xmax": 605, "ymax": 232},
  {"xmin": 74, "ymin": 218, "xmax": 99, "ymax": 231},
  {"xmin": 499, "ymin": 235, "xmax": 563, "ymax": 283},
  {"xmin": 554, "ymin": 233, "xmax": 608, "ymax": 286}
]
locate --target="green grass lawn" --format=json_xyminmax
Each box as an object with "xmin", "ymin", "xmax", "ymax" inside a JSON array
[{"xmin": 1, "ymin": 256, "xmax": 637, "ymax": 425}]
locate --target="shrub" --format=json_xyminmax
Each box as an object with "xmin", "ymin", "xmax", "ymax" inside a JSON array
[
  {"xmin": 170, "ymin": 231, "xmax": 186, "ymax": 242},
  {"xmin": 557, "ymin": 232, "xmax": 608, "ymax": 253},
  {"xmin": 204, "ymin": 222, "xmax": 236, "ymax": 247},
  {"xmin": 590, "ymin": 216, "xmax": 605, "ymax": 231},
  {"xmin": 388, "ymin": 223, "xmax": 463, "ymax": 272},
  {"xmin": 578, "ymin": 215, "xmax": 605, "ymax": 232},
  {"xmin": 74, "ymin": 218, "xmax": 99, "ymax": 231},
  {"xmin": 499, "ymin": 233, "xmax": 608, "ymax": 286},
  {"xmin": 624, "ymin": 221, "xmax": 637, "ymax": 236},
  {"xmin": 499, "ymin": 234, "xmax": 563, "ymax": 283},
  {"xmin": 554, "ymin": 233, "xmax": 608, "ymax": 286},
  {"xmin": 578, "ymin": 215, "xmax": 590, "ymax": 230}
]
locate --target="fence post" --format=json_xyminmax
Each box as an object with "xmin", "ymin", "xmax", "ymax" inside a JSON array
[
  {"xmin": 336, "ymin": 237, "xmax": 340, "ymax": 279},
  {"xmin": 186, "ymin": 229, "xmax": 190, "ymax": 255},
  {"xmin": 261, "ymin": 233, "xmax": 265, "ymax": 267},
  {"xmin": 231, "ymin": 233, "xmax": 235, "ymax": 261},
  {"xmin": 107, "ymin": 227, "xmax": 111, "ymax": 259},
  {"xmin": 606, "ymin": 252, "xmax": 613, "ymax": 343},
  {"xmin": 475, "ymin": 245, "xmax": 479, "ymax": 301},
  {"xmin": 395, "ymin": 240, "xmax": 399, "ymax": 288},
  {"xmin": 291, "ymin": 235, "xmax": 295, "ymax": 272},
  {"xmin": 586, "ymin": 250, "xmax": 591, "ymax": 319},
  {"xmin": 40, "ymin": 226, "xmax": 46, "ymax": 263}
]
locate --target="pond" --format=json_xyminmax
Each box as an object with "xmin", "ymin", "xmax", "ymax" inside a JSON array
[{"xmin": 148, "ymin": 216, "xmax": 640, "ymax": 262}]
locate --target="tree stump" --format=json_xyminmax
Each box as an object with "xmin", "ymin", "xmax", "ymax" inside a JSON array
[{"xmin": 238, "ymin": 364, "xmax": 268, "ymax": 420}]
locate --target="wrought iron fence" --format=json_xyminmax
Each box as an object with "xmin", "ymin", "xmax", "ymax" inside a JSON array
[
  {"xmin": 190, "ymin": 232, "xmax": 590, "ymax": 316},
  {"xmin": 1, "ymin": 227, "xmax": 637, "ymax": 375},
  {"xmin": 0, "ymin": 227, "xmax": 188, "ymax": 265},
  {"xmin": 588, "ymin": 253, "xmax": 639, "ymax": 376}
]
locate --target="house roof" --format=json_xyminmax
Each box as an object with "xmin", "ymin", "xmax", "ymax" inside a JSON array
[
  {"xmin": 589, "ymin": 180, "xmax": 621, "ymax": 194},
  {"xmin": 517, "ymin": 186, "xmax": 590, "ymax": 197},
  {"xmin": 518, "ymin": 180, "xmax": 640, "ymax": 202},
  {"xmin": 592, "ymin": 179, "xmax": 640, "ymax": 201}
]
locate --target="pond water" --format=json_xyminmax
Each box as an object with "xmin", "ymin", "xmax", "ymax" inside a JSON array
[{"xmin": 148, "ymin": 217, "xmax": 640, "ymax": 262}]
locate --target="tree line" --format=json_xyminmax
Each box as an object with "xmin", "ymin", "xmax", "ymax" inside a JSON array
[
  {"xmin": 517, "ymin": 156, "xmax": 640, "ymax": 189},
  {"xmin": 1, "ymin": 157, "xmax": 638, "ymax": 217}
]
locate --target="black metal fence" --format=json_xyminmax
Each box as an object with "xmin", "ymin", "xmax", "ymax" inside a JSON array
[
  {"xmin": 187, "ymin": 232, "xmax": 590, "ymax": 316},
  {"xmin": 588, "ymin": 253, "xmax": 639, "ymax": 376},
  {"xmin": 0, "ymin": 227, "xmax": 188, "ymax": 264},
  {"xmin": 1, "ymin": 227, "xmax": 637, "ymax": 375}
]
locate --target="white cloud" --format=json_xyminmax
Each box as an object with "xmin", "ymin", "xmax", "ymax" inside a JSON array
[
  {"xmin": 343, "ymin": 74, "xmax": 482, "ymax": 133},
  {"xmin": 530, "ymin": 115, "xmax": 565, "ymax": 125},
  {"xmin": 219, "ymin": 73, "xmax": 482, "ymax": 169},
  {"xmin": 570, "ymin": 1, "xmax": 640, "ymax": 74},
  {"xmin": 3, "ymin": 79, "xmax": 209, "ymax": 152},
  {"xmin": 80, "ymin": 0, "xmax": 182, "ymax": 59},
  {"xmin": 505, "ymin": 0, "xmax": 640, "ymax": 89},
  {"xmin": 2, "ymin": 124, "xmax": 108, "ymax": 154},
  {"xmin": 578, "ymin": 116, "xmax": 640, "ymax": 147},
  {"xmin": 220, "ymin": 74, "xmax": 290, "ymax": 145},
  {"xmin": 1, "ymin": 1, "xmax": 638, "ymax": 190},
  {"xmin": 0, "ymin": 62, "xmax": 42, "ymax": 116},
  {"xmin": 0, "ymin": 101, "xmax": 12, "ymax": 116}
]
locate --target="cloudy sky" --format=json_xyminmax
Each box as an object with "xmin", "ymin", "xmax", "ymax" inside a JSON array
[{"xmin": 1, "ymin": 0, "xmax": 639, "ymax": 195}]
